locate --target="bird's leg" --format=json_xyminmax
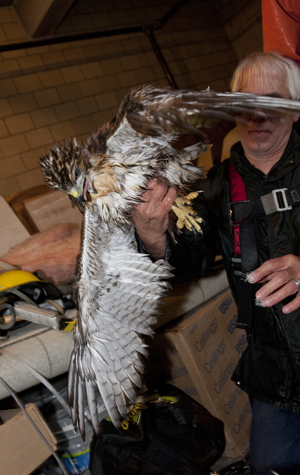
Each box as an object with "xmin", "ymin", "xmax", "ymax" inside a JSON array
[{"xmin": 172, "ymin": 192, "xmax": 203, "ymax": 233}]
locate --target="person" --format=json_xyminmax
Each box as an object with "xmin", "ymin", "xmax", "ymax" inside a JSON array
[{"xmin": 132, "ymin": 52, "xmax": 300, "ymax": 475}]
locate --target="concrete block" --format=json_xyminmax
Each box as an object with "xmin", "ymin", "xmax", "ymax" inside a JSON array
[
  {"xmin": 76, "ymin": 97, "xmax": 98, "ymax": 115},
  {"xmin": 123, "ymin": 37, "xmax": 143, "ymax": 54},
  {"xmin": 0, "ymin": 133, "xmax": 30, "ymax": 157},
  {"xmin": 30, "ymin": 107, "xmax": 58, "ymax": 128},
  {"xmin": 0, "ymin": 59, "xmax": 21, "ymax": 79},
  {"xmin": 79, "ymin": 61, "xmax": 104, "ymax": 79},
  {"xmin": 8, "ymin": 93, "xmax": 38, "ymax": 114},
  {"xmin": 27, "ymin": 46, "xmax": 50, "ymax": 55},
  {"xmin": 145, "ymin": 6, "xmax": 162, "ymax": 21},
  {"xmin": 0, "ymin": 7, "xmax": 14, "ymax": 23},
  {"xmin": 0, "ymin": 119, "xmax": 8, "ymax": 138},
  {"xmin": 100, "ymin": 57, "xmax": 123, "ymax": 75},
  {"xmin": 5, "ymin": 113, "xmax": 34, "ymax": 135},
  {"xmin": 70, "ymin": 13, "xmax": 94, "ymax": 30},
  {"xmin": 41, "ymin": 51, "xmax": 66, "ymax": 69},
  {"xmin": 64, "ymin": 47, "xmax": 86, "ymax": 64},
  {"xmin": 54, "ymin": 102, "xmax": 80, "ymax": 121},
  {"xmin": 13, "ymin": 74, "xmax": 43, "ymax": 94},
  {"xmin": 61, "ymin": 65, "xmax": 85, "ymax": 83},
  {"xmin": 118, "ymin": 70, "xmax": 139, "ymax": 88},
  {"xmin": 49, "ymin": 121, "xmax": 76, "ymax": 141},
  {"xmin": 136, "ymin": 66, "xmax": 159, "ymax": 84},
  {"xmin": 137, "ymin": 51, "xmax": 157, "ymax": 67},
  {"xmin": 103, "ymin": 40, "xmax": 125, "ymax": 56},
  {"xmin": 16, "ymin": 167, "xmax": 45, "ymax": 191},
  {"xmin": 120, "ymin": 55, "xmax": 141, "ymax": 71},
  {"xmin": 34, "ymin": 88, "xmax": 61, "ymax": 108},
  {"xmin": 90, "ymin": 11, "xmax": 112, "ymax": 29},
  {"xmin": 0, "ymin": 79, "xmax": 18, "ymax": 99},
  {"xmin": 38, "ymin": 70, "xmax": 65, "ymax": 88},
  {"xmin": 128, "ymin": 8, "xmax": 148, "ymax": 23},
  {"xmin": 93, "ymin": 110, "xmax": 113, "ymax": 128},
  {"xmin": 57, "ymin": 83, "xmax": 82, "ymax": 102},
  {"xmin": 97, "ymin": 75, "xmax": 121, "ymax": 92},
  {"xmin": 2, "ymin": 22, "xmax": 25, "ymax": 41},
  {"xmin": 25, "ymin": 127, "xmax": 54, "ymax": 149},
  {"xmin": 0, "ymin": 176, "xmax": 20, "ymax": 197},
  {"xmin": 18, "ymin": 55, "xmax": 46, "ymax": 74},
  {"xmin": 78, "ymin": 78, "xmax": 101, "ymax": 97},
  {"xmin": 72, "ymin": 0, "xmax": 95, "ymax": 14},
  {"xmin": 71, "ymin": 115, "xmax": 97, "ymax": 135},
  {"xmin": 0, "ymin": 99, "xmax": 13, "ymax": 119},
  {"xmin": 22, "ymin": 146, "xmax": 48, "ymax": 170},
  {"xmin": 109, "ymin": 10, "xmax": 130, "ymax": 25},
  {"xmin": 95, "ymin": 91, "xmax": 119, "ymax": 111},
  {"xmin": 0, "ymin": 154, "xmax": 26, "ymax": 179}
]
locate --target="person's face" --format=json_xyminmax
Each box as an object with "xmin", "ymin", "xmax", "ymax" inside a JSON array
[{"xmin": 235, "ymin": 72, "xmax": 300, "ymax": 161}]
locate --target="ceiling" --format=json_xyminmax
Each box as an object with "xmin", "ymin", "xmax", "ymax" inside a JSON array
[{"xmin": 0, "ymin": 0, "xmax": 76, "ymax": 37}]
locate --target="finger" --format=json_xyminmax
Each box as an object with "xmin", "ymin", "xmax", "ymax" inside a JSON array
[
  {"xmin": 258, "ymin": 281, "xmax": 297, "ymax": 308},
  {"xmin": 255, "ymin": 271, "xmax": 290, "ymax": 301},
  {"xmin": 283, "ymin": 292, "xmax": 300, "ymax": 314},
  {"xmin": 159, "ymin": 186, "xmax": 177, "ymax": 212},
  {"xmin": 248, "ymin": 256, "xmax": 291, "ymax": 283},
  {"xmin": 145, "ymin": 177, "xmax": 163, "ymax": 190}
]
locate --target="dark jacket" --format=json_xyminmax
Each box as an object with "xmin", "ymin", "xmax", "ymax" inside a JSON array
[{"xmin": 168, "ymin": 129, "xmax": 300, "ymax": 414}]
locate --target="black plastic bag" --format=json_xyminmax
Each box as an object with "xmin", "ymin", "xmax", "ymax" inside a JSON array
[{"xmin": 89, "ymin": 384, "xmax": 225, "ymax": 475}]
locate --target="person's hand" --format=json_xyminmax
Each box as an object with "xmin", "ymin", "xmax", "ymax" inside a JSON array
[
  {"xmin": 248, "ymin": 254, "xmax": 300, "ymax": 313},
  {"xmin": 131, "ymin": 178, "xmax": 177, "ymax": 259}
]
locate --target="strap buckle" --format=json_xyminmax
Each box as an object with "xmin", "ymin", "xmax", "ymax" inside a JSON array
[
  {"xmin": 272, "ymin": 188, "xmax": 292, "ymax": 211},
  {"xmin": 261, "ymin": 188, "xmax": 292, "ymax": 214},
  {"xmin": 231, "ymin": 256, "xmax": 243, "ymax": 275}
]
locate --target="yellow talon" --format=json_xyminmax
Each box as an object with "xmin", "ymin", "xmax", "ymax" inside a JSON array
[{"xmin": 172, "ymin": 192, "xmax": 203, "ymax": 234}]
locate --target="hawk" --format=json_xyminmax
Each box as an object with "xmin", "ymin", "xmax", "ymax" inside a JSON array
[{"xmin": 40, "ymin": 85, "xmax": 300, "ymax": 437}]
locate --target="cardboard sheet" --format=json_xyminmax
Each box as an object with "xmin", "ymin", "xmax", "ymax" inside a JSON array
[
  {"xmin": 24, "ymin": 191, "xmax": 82, "ymax": 232},
  {"xmin": 147, "ymin": 289, "xmax": 251, "ymax": 459}
]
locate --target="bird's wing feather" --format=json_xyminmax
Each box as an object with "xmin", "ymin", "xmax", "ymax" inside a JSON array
[
  {"xmin": 104, "ymin": 85, "xmax": 300, "ymax": 141},
  {"xmin": 68, "ymin": 207, "xmax": 173, "ymax": 435}
]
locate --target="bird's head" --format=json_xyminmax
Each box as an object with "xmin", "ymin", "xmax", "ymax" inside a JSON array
[{"xmin": 40, "ymin": 138, "xmax": 96, "ymax": 206}]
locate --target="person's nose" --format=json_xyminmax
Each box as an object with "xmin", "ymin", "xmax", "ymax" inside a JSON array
[{"xmin": 250, "ymin": 109, "xmax": 267, "ymax": 123}]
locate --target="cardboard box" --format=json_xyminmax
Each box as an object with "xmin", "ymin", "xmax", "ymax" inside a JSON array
[
  {"xmin": 147, "ymin": 288, "xmax": 251, "ymax": 459},
  {"xmin": 0, "ymin": 403, "xmax": 57, "ymax": 475}
]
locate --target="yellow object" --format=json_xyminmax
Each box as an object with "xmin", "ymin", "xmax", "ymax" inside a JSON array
[
  {"xmin": 71, "ymin": 189, "xmax": 80, "ymax": 197},
  {"xmin": 0, "ymin": 270, "xmax": 40, "ymax": 291},
  {"xmin": 62, "ymin": 320, "xmax": 76, "ymax": 332}
]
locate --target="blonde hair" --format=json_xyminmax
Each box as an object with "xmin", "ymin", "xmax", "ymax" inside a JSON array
[{"xmin": 230, "ymin": 52, "xmax": 300, "ymax": 100}]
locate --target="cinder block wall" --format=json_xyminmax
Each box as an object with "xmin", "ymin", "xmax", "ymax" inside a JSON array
[{"xmin": 0, "ymin": 0, "xmax": 262, "ymax": 197}]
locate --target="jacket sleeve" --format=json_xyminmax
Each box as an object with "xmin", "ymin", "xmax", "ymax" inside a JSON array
[{"xmin": 167, "ymin": 190, "xmax": 218, "ymax": 284}]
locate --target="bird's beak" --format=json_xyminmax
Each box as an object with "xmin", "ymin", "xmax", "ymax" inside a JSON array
[
  {"xmin": 71, "ymin": 176, "xmax": 96, "ymax": 201},
  {"xmin": 71, "ymin": 189, "xmax": 81, "ymax": 198}
]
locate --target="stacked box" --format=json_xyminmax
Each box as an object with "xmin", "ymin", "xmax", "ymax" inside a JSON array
[{"xmin": 148, "ymin": 288, "xmax": 251, "ymax": 459}]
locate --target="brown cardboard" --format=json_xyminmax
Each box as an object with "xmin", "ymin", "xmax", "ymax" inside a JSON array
[
  {"xmin": 147, "ymin": 288, "xmax": 251, "ymax": 459},
  {"xmin": 0, "ymin": 403, "xmax": 57, "ymax": 475}
]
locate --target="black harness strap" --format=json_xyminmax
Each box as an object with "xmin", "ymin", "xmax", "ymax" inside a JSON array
[{"xmin": 228, "ymin": 164, "xmax": 300, "ymax": 329}]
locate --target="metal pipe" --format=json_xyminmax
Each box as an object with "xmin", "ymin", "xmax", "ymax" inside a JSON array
[
  {"xmin": 0, "ymin": 25, "xmax": 145, "ymax": 52},
  {"xmin": 145, "ymin": 29, "xmax": 178, "ymax": 89}
]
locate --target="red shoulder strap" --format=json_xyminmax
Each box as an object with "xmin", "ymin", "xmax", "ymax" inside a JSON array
[{"xmin": 228, "ymin": 163, "xmax": 247, "ymax": 255}]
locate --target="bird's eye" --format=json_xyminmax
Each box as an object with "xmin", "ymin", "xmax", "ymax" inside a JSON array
[{"xmin": 74, "ymin": 168, "xmax": 80, "ymax": 179}]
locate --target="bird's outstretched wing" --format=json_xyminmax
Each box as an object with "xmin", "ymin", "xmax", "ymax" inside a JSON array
[
  {"xmin": 92, "ymin": 85, "xmax": 300, "ymax": 140},
  {"xmin": 68, "ymin": 207, "xmax": 173, "ymax": 435}
]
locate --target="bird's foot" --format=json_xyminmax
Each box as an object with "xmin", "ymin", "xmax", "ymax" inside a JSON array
[{"xmin": 172, "ymin": 192, "xmax": 203, "ymax": 233}]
